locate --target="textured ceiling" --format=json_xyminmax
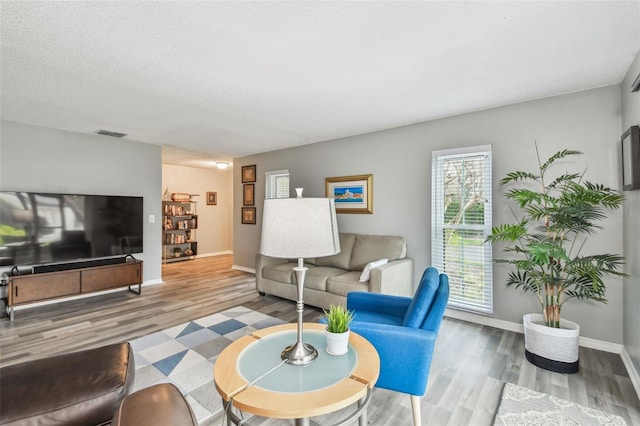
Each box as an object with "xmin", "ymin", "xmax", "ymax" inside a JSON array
[{"xmin": 1, "ymin": 1, "xmax": 639, "ymax": 168}]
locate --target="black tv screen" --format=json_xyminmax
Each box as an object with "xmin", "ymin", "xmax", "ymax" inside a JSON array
[{"xmin": 0, "ymin": 192, "xmax": 143, "ymax": 270}]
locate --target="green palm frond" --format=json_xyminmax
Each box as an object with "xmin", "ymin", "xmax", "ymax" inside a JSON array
[
  {"xmin": 539, "ymin": 149, "xmax": 582, "ymax": 173},
  {"xmin": 504, "ymin": 189, "xmax": 557, "ymax": 208},
  {"xmin": 548, "ymin": 173, "xmax": 582, "ymax": 189},
  {"xmin": 500, "ymin": 171, "xmax": 539, "ymax": 185},
  {"xmin": 486, "ymin": 222, "xmax": 528, "ymax": 243},
  {"xmin": 505, "ymin": 270, "xmax": 542, "ymax": 293},
  {"xmin": 524, "ymin": 204, "xmax": 551, "ymax": 221}
]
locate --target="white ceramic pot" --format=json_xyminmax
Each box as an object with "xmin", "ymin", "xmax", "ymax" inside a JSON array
[
  {"xmin": 523, "ymin": 313, "xmax": 580, "ymax": 373},
  {"xmin": 325, "ymin": 328, "xmax": 350, "ymax": 356}
]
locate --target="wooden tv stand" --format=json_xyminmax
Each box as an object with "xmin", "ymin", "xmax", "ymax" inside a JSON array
[{"xmin": 6, "ymin": 259, "xmax": 143, "ymax": 321}]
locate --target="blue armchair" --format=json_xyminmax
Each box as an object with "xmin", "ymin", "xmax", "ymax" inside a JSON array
[{"xmin": 345, "ymin": 267, "xmax": 449, "ymax": 426}]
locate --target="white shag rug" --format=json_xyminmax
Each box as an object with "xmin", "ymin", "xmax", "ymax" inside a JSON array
[{"xmin": 494, "ymin": 383, "xmax": 627, "ymax": 426}]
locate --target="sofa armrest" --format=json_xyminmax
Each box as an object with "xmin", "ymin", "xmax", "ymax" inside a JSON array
[
  {"xmin": 255, "ymin": 254, "xmax": 288, "ymax": 270},
  {"xmin": 369, "ymin": 258, "xmax": 413, "ymax": 296},
  {"xmin": 255, "ymin": 254, "xmax": 288, "ymax": 291}
]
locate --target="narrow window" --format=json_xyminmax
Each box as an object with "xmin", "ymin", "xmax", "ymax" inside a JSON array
[
  {"xmin": 432, "ymin": 146, "xmax": 493, "ymax": 315},
  {"xmin": 265, "ymin": 170, "xmax": 290, "ymax": 199}
]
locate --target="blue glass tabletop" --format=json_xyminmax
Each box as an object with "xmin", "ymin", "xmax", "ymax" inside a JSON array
[{"xmin": 237, "ymin": 329, "xmax": 358, "ymax": 393}]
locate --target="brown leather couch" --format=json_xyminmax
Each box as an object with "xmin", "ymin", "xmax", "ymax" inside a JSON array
[{"xmin": 0, "ymin": 343, "xmax": 134, "ymax": 425}]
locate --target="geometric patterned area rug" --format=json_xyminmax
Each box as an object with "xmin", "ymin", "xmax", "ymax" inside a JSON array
[
  {"xmin": 129, "ymin": 306, "xmax": 286, "ymax": 424},
  {"xmin": 493, "ymin": 383, "xmax": 627, "ymax": 426}
]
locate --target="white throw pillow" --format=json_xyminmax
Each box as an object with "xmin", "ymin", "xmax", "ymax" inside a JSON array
[{"xmin": 359, "ymin": 258, "xmax": 389, "ymax": 282}]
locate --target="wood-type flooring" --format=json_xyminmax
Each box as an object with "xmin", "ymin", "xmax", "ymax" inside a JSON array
[{"xmin": 1, "ymin": 255, "xmax": 638, "ymax": 425}]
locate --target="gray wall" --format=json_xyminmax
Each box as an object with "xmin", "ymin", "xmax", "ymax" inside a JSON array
[
  {"xmin": 234, "ymin": 86, "xmax": 625, "ymax": 343},
  {"xmin": 622, "ymin": 51, "xmax": 640, "ymax": 374},
  {"xmin": 0, "ymin": 120, "xmax": 162, "ymax": 282}
]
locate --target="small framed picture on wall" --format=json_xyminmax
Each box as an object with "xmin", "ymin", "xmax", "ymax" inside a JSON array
[
  {"xmin": 243, "ymin": 184, "xmax": 255, "ymax": 206},
  {"xmin": 242, "ymin": 165, "xmax": 256, "ymax": 183},
  {"xmin": 622, "ymin": 125, "xmax": 640, "ymax": 191},
  {"xmin": 241, "ymin": 207, "xmax": 256, "ymax": 224},
  {"xmin": 206, "ymin": 192, "xmax": 217, "ymax": 205}
]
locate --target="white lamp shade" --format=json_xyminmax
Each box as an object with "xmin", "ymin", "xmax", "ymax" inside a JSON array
[{"xmin": 260, "ymin": 198, "xmax": 340, "ymax": 259}]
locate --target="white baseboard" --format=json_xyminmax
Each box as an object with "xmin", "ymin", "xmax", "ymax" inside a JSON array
[
  {"xmin": 141, "ymin": 278, "xmax": 164, "ymax": 287},
  {"xmin": 196, "ymin": 251, "xmax": 233, "ymax": 258},
  {"xmin": 578, "ymin": 336, "xmax": 623, "ymax": 353},
  {"xmin": 445, "ymin": 308, "xmax": 523, "ymax": 333},
  {"xmin": 620, "ymin": 348, "xmax": 640, "ymax": 399},
  {"xmin": 444, "ymin": 308, "xmax": 623, "ymax": 353},
  {"xmin": 232, "ymin": 265, "xmax": 255, "ymax": 274}
]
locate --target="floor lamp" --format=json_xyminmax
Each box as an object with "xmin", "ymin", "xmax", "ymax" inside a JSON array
[{"xmin": 260, "ymin": 189, "xmax": 340, "ymax": 365}]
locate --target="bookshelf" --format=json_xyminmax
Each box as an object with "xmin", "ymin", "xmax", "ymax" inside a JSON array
[{"xmin": 162, "ymin": 197, "xmax": 198, "ymax": 262}]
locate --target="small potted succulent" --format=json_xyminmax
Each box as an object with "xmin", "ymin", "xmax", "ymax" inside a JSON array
[
  {"xmin": 173, "ymin": 247, "xmax": 182, "ymax": 258},
  {"xmin": 324, "ymin": 304, "xmax": 355, "ymax": 356}
]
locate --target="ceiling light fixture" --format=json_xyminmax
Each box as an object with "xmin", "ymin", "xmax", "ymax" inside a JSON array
[{"xmin": 215, "ymin": 162, "xmax": 229, "ymax": 170}]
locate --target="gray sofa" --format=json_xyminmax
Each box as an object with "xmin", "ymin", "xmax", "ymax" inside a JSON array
[{"xmin": 255, "ymin": 233, "xmax": 414, "ymax": 309}]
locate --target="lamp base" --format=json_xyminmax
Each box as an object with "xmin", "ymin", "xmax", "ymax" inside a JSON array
[{"xmin": 281, "ymin": 341, "xmax": 318, "ymax": 365}]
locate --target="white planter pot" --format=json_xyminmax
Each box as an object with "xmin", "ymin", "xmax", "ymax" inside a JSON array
[
  {"xmin": 523, "ymin": 313, "xmax": 580, "ymax": 373},
  {"xmin": 325, "ymin": 328, "xmax": 350, "ymax": 356}
]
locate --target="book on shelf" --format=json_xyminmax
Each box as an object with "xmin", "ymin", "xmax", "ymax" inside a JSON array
[
  {"xmin": 164, "ymin": 204, "xmax": 191, "ymax": 216},
  {"xmin": 165, "ymin": 234, "xmax": 188, "ymax": 244}
]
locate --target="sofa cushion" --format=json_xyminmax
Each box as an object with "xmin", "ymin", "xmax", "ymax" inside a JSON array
[
  {"xmin": 295, "ymin": 267, "xmax": 346, "ymax": 292},
  {"xmin": 262, "ymin": 262, "xmax": 297, "ymax": 284},
  {"xmin": 327, "ymin": 272, "xmax": 369, "ymax": 297},
  {"xmin": 315, "ymin": 233, "xmax": 356, "ymax": 270},
  {"xmin": 288, "ymin": 258, "xmax": 317, "ymax": 265},
  {"xmin": 349, "ymin": 234, "xmax": 406, "ymax": 271}
]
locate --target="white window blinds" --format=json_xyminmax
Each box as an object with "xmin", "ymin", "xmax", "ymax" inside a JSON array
[
  {"xmin": 265, "ymin": 170, "xmax": 290, "ymax": 199},
  {"xmin": 432, "ymin": 146, "xmax": 493, "ymax": 315}
]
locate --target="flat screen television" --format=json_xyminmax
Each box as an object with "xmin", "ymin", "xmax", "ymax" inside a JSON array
[{"xmin": 0, "ymin": 191, "xmax": 143, "ymax": 273}]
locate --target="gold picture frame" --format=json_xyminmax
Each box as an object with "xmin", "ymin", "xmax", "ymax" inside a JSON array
[
  {"xmin": 206, "ymin": 192, "xmax": 217, "ymax": 205},
  {"xmin": 241, "ymin": 207, "xmax": 256, "ymax": 224},
  {"xmin": 243, "ymin": 184, "xmax": 255, "ymax": 206},
  {"xmin": 242, "ymin": 164, "xmax": 256, "ymax": 183},
  {"xmin": 325, "ymin": 174, "xmax": 373, "ymax": 214}
]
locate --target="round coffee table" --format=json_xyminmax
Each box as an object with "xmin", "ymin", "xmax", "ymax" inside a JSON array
[{"xmin": 214, "ymin": 323, "xmax": 379, "ymax": 426}]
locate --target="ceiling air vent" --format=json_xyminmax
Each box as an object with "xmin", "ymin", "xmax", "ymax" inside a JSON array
[{"xmin": 96, "ymin": 129, "xmax": 127, "ymax": 138}]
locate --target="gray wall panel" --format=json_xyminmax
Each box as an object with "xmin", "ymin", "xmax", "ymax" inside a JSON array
[
  {"xmin": 0, "ymin": 120, "xmax": 162, "ymax": 282},
  {"xmin": 234, "ymin": 86, "xmax": 625, "ymax": 343}
]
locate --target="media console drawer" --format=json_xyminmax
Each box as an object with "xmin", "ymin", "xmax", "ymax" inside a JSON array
[
  {"xmin": 6, "ymin": 260, "xmax": 143, "ymax": 321},
  {"xmin": 81, "ymin": 262, "xmax": 142, "ymax": 292},
  {"xmin": 9, "ymin": 271, "xmax": 81, "ymax": 305}
]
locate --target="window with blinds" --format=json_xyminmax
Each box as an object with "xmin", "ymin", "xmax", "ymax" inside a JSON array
[
  {"xmin": 431, "ymin": 146, "xmax": 493, "ymax": 315},
  {"xmin": 265, "ymin": 169, "xmax": 290, "ymax": 199}
]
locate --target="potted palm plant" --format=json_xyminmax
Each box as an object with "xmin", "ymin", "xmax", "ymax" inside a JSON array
[
  {"xmin": 324, "ymin": 304, "xmax": 355, "ymax": 356},
  {"xmin": 486, "ymin": 145, "xmax": 625, "ymax": 373}
]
